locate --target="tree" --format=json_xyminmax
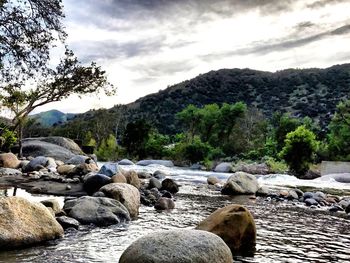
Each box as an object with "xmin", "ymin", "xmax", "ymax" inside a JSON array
[
  {"xmin": 0, "ymin": 49, "xmax": 115, "ymax": 156},
  {"xmin": 279, "ymin": 126, "xmax": 318, "ymax": 177},
  {"xmin": 176, "ymin": 104, "xmax": 201, "ymax": 142},
  {"xmin": 0, "ymin": 0, "xmax": 66, "ymax": 82},
  {"xmin": 328, "ymin": 99, "xmax": 350, "ymax": 160}
]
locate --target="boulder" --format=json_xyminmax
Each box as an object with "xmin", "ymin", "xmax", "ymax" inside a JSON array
[
  {"xmin": 154, "ymin": 197, "xmax": 175, "ymax": 210},
  {"xmin": 319, "ymin": 173, "xmax": 350, "ymax": 183},
  {"xmin": 207, "ymin": 176, "xmax": 221, "ymax": 185},
  {"xmin": 214, "ymin": 162, "xmax": 233, "ymax": 173},
  {"xmin": 65, "ymin": 155, "xmax": 92, "ymax": 165},
  {"xmin": 83, "ymin": 174, "xmax": 112, "ymax": 195},
  {"xmin": 137, "ymin": 171, "xmax": 152, "ymax": 179},
  {"xmin": 112, "ymin": 173, "xmax": 127, "ymax": 183},
  {"xmin": 0, "ymin": 167, "xmax": 22, "ymax": 176},
  {"xmin": 240, "ymin": 163, "xmax": 270, "ymax": 175},
  {"xmin": 57, "ymin": 164, "xmax": 76, "ymax": 175},
  {"xmin": 63, "ymin": 196, "xmax": 130, "ymax": 226},
  {"xmin": 0, "ymin": 153, "xmax": 20, "ymax": 169},
  {"xmin": 22, "ymin": 140, "xmax": 76, "ymax": 162},
  {"xmin": 0, "ymin": 197, "xmax": 63, "ymax": 249},
  {"xmin": 70, "ymin": 162, "xmax": 99, "ymax": 176},
  {"xmin": 305, "ymin": 198, "xmax": 318, "ymax": 206},
  {"xmin": 136, "ymin": 160, "xmax": 174, "ymax": 167},
  {"xmin": 23, "ymin": 137, "xmax": 83, "ymax": 155},
  {"xmin": 118, "ymin": 159, "xmax": 135, "ymax": 165},
  {"xmin": 161, "ymin": 178, "xmax": 179, "ymax": 194},
  {"xmin": 56, "ymin": 216, "xmax": 80, "ymax": 230},
  {"xmin": 23, "ymin": 156, "xmax": 57, "ymax": 172},
  {"xmin": 99, "ymin": 183, "xmax": 140, "ymax": 218},
  {"xmin": 40, "ymin": 199, "xmax": 61, "ymax": 214},
  {"xmin": 221, "ymin": 172, "xmax": 259, "ymax": 195},
  {"xmin": 196, "ymin": 204, "xmax": 256, "ymax": 254},
  {"xmin": 256, "ymin": 186, "xmax": 270, "ymax": 196},
  {"xmin": 124, "ymin": 170, "xmax": 141, "ymax": 189},
  {"xmin": 148, "ymin": 177, "xmax": 162, "ymax": 189},
  {"xmin": 98, "ymin": 162, "xmax": 121, "ymax": 177},
  {"xmin": 119, "ymin": 229, "xmax": 233, "ymax": 263}
]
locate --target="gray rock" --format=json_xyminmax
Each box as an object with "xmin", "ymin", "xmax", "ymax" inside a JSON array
[
  {"xmin": 118, "ymin": 159, "xmax": 135, "ymax": 165},
  {"xmin": 329, "ymin": 205, "xmax": 344, "ymax": 213},
  {"xmin": 119, "ymin": 229, "xmax": 233, "ymax": 263},
  {"xmin": 256, "ymin": 186, "xmax": 270, "ymax": 196},
  {"xmin": 339, "ymin": 200, "xmax": 350, "ymax": 209},
  {"xmin": 320, "ymin": 173, "xmax": 350, "ymax": 183},
  {"xmin": 98, "ymin": 162, "xmax": 121, "ymax": 177},
  {"xmin": 214, "ymin": 162, "xmax": 233, "ymax": 173},
  {"xmin": 136, "ymin": 160, "xmax": 174, "ymax": 167},
  {"xmin": 23, "ymin": 137, "xmax": 83, "ymax": 155},
  {"xmin": 154, "ymin": 197, "xmax": 175, "ymax": 210},
  {"xmin": 83, "ymin": 173, "xmax": 112, "ymax": 195},
  {"xmin": 63, "ymin": 196, "xmax": 130, "ymax": 226},
  {"xmin": 287, "ymin": 190, "xmax": 299, "ymax": 200},
  {"xmin": 161, "ymin": 178, "xmax": 179, "ymax": 194},
  {"xmin": 56, "ymin": 216, "xmax": 80, "ymax": 230},
  {"xmin": 294, "ymin": 188, "xmax": 304, "ymax": 198},
  {"xmin": 314, "ymin": 191, "xmax": 326, "ymax": 200},
  {"xmin": 23, "ymin": 156, "xmax": 57, "ymax": 172},
  {"xmin": 148, "ymin": 178, "xmax": 162, "ymax": 189},
  {"xmin": 40, "ymin": 199, "xmax": 61, "ymax": 214},
  {"xmin": 0, "ymin": 167, "xmax": 22, "ymax": 176},
  {"xmin": 305, "ymin": 198, "xmax": 318, "ymax": 206},
  {"xmin": 65, "ymin": 155, "xmax": 92, "ymax": 165},
  {"xmin": 207, "ymin": 176, "xmax": 221, "ymax": 185},
  {"xmin": 303, "ymin": 192, "xmax": 314, "ymax": 200},
  {"xmin": 137, "ymin": 171, "xmax": 152, "ymax": 179},
  {"xmin": 222, "ymin": 172, "xmax": 259, "ymax": 195}
]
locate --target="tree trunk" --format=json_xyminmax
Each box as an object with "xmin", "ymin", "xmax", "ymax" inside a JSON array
[{"xmin": 18, "ymin": 121, "xmax": 23, "ymax": 158}]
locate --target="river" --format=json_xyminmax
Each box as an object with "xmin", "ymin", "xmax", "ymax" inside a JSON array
[{"xmin": 0, "ymin": 164, "xmax": 350, "ymax": 262}]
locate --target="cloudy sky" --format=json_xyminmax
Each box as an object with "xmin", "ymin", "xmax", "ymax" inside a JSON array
[{"xmin": 34, "ymin": 0, "xmax": 350, "ymax": 113}]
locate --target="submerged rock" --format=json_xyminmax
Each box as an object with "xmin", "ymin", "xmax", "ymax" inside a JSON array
[
  {"xmin": 119, "ymin": 229, "xmax": 233, "ymax": 263},
  {"xmin": 56, "ymin": 216, "xmax": 80, "ymax": 230},
  {"xmin": 196, "ymin": 204, "xmax": 256, "ymax": 255},
  {"xmin": 63, "ymin": 196, "xmax": 130, "ymax": 226},
  {"xmin": 221, "ymin": 172, "xmax": 259, "ymax": 195},
  {"xmin": 0, "ymin": 197, "xmax": 63, "ymax": 249}
]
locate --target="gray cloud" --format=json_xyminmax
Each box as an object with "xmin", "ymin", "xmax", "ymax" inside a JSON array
[{"xmin": 307, "ymin": 0, "xmax": 350, "ymax": 9}]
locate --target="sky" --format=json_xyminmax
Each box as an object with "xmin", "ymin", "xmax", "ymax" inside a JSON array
[{"xmin": 33, "ymin": 0, "xmax": 350, "ymax": 113}]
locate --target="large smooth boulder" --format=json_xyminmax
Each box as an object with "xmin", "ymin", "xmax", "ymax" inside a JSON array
[
  {"xmin": 214, "ymin": 162, "xmax": 233, "ymax": 173},
  {"xmin": 222, "ymin": 172, "xmax": 259, "ymax": 195},
  {"xmin": 98, "ymin": 162, "xmax": 121, "ymax": 177},
  {"xmin": 100, "ymin": 183, "xmax": 140, "ymax": 218},
  {"xmin": 23, "ymin": 156, "xmax": 57, "ymax": 172},
  {"xmin": 0, "ymin": 153, "xmax": 20, "ymax": 169},
  {"xmin": 119, "ymin": 229, "xmax": 233, "ymax": 263},
  {"xmin": 63, "ymin": 196, "xmax": 130, "ymax": 226},
  {"xmin": 136, "ymin": 159, "xmax": 174, "ymax": 167},
  {"xmin": 23, "ymin": 137, "xmax": 83, "ymax": 155},
  {"xmin": 112, "ymin": 173, "xmax": 127, "ymax": 183},
  {"xmin": 83, "ymin": 174, "xmax": 112, "ymax": 195},
  {"xmin": 0, "ymin": 197, "xmax": 64, "ymax": 249},
  {"xmin": 196, "ymin": 204, "xmax": 256, "ymax": 254},
  {"xmin": 123, "ymin": 170, "xmax": 141, "ymax": 189}
]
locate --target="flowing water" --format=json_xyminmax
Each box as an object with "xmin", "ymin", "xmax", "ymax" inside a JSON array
[{"xmin": 1, "ymin": 164, "xmax": 350, "ymax": 262}]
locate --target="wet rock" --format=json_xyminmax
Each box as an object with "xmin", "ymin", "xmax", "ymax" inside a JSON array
[
  {"xmin": 65, "ymin": 155, "xmax": 92, "ymax": 165},
  {"xmin": 0, "ymin": 152, "xmax": 20, "ymax": 169},
  {"xmin": 124, "ymin": 170, "xmax": 141, "ymax": 189},
  {"xmin": 148, "ymin": 177, "xmax": 162, "ymax": 189},
  {"xmin": 303, "ymin": 192, "xmax": 314, "ymax": 200},
  {"xmin": 137, "ymin": 171, "xmax": 152, "ymax": 179},
  {"xmin": 207, "ymin": 176, "xmax": 221, "ymax": 185},
  {"xmin": 136, "ymin": 159, "xmax": 174, "ymax": 167},
  {"xmin": 287, "ymin": 190, "xmax": 299, "ymax": 200},
  {"xmin": 83, "ymin": 174, "xmax": 111, "ymax": 195},
  {"xmin": 214, "ymin": 162, "xmax": 233, "ymax": 173},
  {"xmin": 153, "ymin": 170, "xmax": 169, "ymax": 179},
  {"xmin": 92, "ymin": 191, "xmax": 106, "ymax": 197},
  {"xmin": 303, "ymin": 168, "xmax": 321, "ymax": 179},
  {"xmin": 221, "ymin": 172, "xmax": 259, "ymax": 195},
  {"xmin": 161, "ymin": 178, "xmax": 179, "ymax": 194},
  {"xmin": 339, "ymin": 200, "xmax": 350, "ymax": 209},
  {"xmin": 56, "ymin": 216, "xmax": 80, "ymax": 230},
  {"xmin": 99, "ymin": 183, "xmax": 140, "ymax": 218},
  {"xmin": 23, "ymin": 156, "xmax": 57, "ymax": 173},
  {"xmin": 0, "ymin": 167, "xmax": 22, "ymax": 176},
  {"xmin": 196, "ymin": 204, "xmax": 256, "ymax": 254},
  {"xmin": 119, "ymin": 229, "xmax": 233, "ymax": 263},
  {"xmin": 305, "ymin": 198, "xmax": 318, "ymax": 206},
  {"xmin": 118, "ymin": 159, "xmax": 134, "ymax": 165},
  {"xmin": 319, "ymin": 173, "xmax": 350, "ymax": 183},
  {"xmin": 63, "ymin": 196, "xmax": 130, "ymax": 226},
  {"xmin": 40, "ymin": 199, "xmax": 61, "ymax": 215},
  {"xmin": 98, "ymin": 162, "xmax": 121, "ymax": 177},
  {"xmin": 346, "ymin": 205, "xmax": 350, "ymax": 214},
  {"xmin": 111, "ymin": 173, "xmax": 127, "ymax": 183},
  {"xmin": 154, "ymin": 197, "xmax": 175, "ymax": 210},
  {"xmin": 329, "ymin": 205, "xmax": 344, "ymax": 213},
  {"xmin": 294, "ymin": 188, "xmax": 304, "ymax": 198},
  {"xmin": 0, "ymin": 197, "xmax": 63, "ymax": 249},
  {"xmin": 161, "ymin": 191, "xmax": 172, "ymax": 199}
]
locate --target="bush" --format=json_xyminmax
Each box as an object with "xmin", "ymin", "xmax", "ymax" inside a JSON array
[
  {"xmin": 0, "ymin": 124, "xmax": 17, "ymax": 152},
  {"xmin": 95, "ymin": 134, "xmax": 124, "ymax": 161},
  {"xmin": 279, "ymin": 126, "xmax": 318, "ymax": 177},
  {"xmin": 264, "ymin": 157, "xmax": 289, "ymax": 174}
]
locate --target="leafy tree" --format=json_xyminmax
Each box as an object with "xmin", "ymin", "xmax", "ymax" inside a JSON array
[
  {"xmin": 144, "ymin": 131, "xmax": 170, "ymax": 159},
  {"xmin": 176, "ymin": 104, "xmax": 201, "ymax": 142},
  {"xmin": 327, "ymin": 99, "xmax": 350, "ymax": 160},
  {"xmin": 279, "ymin": 126, "xmax": 318, "ymax": 177},
  {"xmin": 0, "ymin": 122, "xmax": 16, "ymax": 152},
  {"xmin": 95, "ymin": 134, "xmax": 122, "ymax": 161}
]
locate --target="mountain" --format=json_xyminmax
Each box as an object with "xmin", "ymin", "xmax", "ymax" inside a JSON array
[
  {"xmin": 121, "ymin": 63, "xmax": 350, "ymax": 134},
  {"xmin": 30, "ymin": 110, "xmax": 76, "ymax": 127}
]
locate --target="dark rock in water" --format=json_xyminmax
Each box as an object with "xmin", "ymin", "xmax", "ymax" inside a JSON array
[
  {"xmin": 153, "ymin": 170, "xmax": 168, "ymax": 180},
  {"xmin": 161, "ymin": 191, "xmax": 172, "ymax": 199},
  {"xmin": 221, "ymin": 172, "xmax": 259, "ymax": 195},
  {"xmin": 136, "ymin": 159, "xmax": 174, "ymax": 167},
  {"xmin": 83, "ymin": 174, "xmax": 111, "ymax": 195},
  {"xmin": 148, "ymin": 178, "xmax": 162, "ymax": 189},
  {"xmin": 305, "ymin": 198, "xmax": 318, "ymax": 206},
  {"xmin": 302, "ymin": 169, "xmax": 321, "ymax": 179},
  {"xmin": 346, "ymin": 205, "xmax": 350, "ymax": 214},
  {"xmin": 294, "ymin": 188, "xmax": 304, "ymax": 198},
  {"xmin": 319, "ymin": 173, "xmax": 350, "ymax": 183},
  {"xmin": 161, "ymin": 178, "xmax": 179, "ymax": 194},
  {"xmin": 137, "ymin": 171, "xmax": 152, "ymax": 179},
  {"xmin": 98, "ymin": 162, "xmax": 121, "ymax": 177},
  {"xmin": 118, "ymin": 159, "xmax": 134, "ymax": 165},
  {"xmin": 56, "ymin": 216, "xmax": 80, "ymax": 230},
  {"xmin": 339, "ymin": 200, "xmax": 350, "ymax": 209},
  {"xmin": 119, "ymin": 229, "xmax": 233, "ymax": 263},
  {"xmin": 63, "ymin": 196, "xmax": 130, "ymax": 226},
  {"xmin": 303, "ymin": 192, "xmax": 314, "ymax": 200},
  {"xmin": 329, "ymin": 205, "xmax": 344, "ymax": 213},
  {"xmin": 154, "ymin": 197, "xmax": 175, "ymax": 210}
]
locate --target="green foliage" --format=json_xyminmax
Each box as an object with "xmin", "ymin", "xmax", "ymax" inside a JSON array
[
  {"xmin": 83, "ymin": 131, "xmax": 97, "ymax": 147},
  {"xmin": 327, "ymin": 99, "xmax": 350, "ymax": 160},
  {"xmin": 95, "ymin": 134, "xmax": 123, "ymax": 161},
  {"xmin": 264, "ymin": 157, "xmax": 289, "ymax": 174},
  {"xmin": 0, "ymin": 123, "xmax": 17, "ymax": 152},
  {"xmin": 279, "ymin": 126, "xmax": 318, "ymax": 177},
  {"xmin": 144, "ymin": 132, "xmax": 170, "ymax": 159}
]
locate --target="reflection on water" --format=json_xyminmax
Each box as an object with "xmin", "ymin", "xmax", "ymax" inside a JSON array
[{"xmin": 0, "ymin": 182, "xmax": 349, "ymax": 263}]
